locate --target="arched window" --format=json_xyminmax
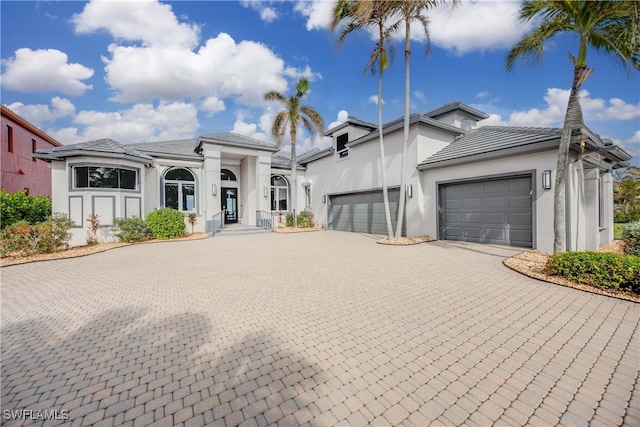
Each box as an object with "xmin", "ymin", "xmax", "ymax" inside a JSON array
[
  {"xmin": 271, "ymin": 175, "xmax": 289, "ymax": 211},
  {"xmin": 221, "ymin": 169, "xmax": 237, "ymax": 181},
  {"xmin": 164, "ymin": 167, "xmax": 196, "ymax": 211}
]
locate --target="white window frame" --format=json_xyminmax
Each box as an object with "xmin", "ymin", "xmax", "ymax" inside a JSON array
[
  {"xmin": 270, "ymin": 175, "xmax": 290, "ymax": 212},
  {"xmin": 71, "ymin": 164, "xmax": 140, "ymax": 192},
  {"xmin": 163, "ymin": 167, "xmax": 197, "ymax": 212}
]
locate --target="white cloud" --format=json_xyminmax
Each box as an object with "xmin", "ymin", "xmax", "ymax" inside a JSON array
[
  {"xmin": 428, "ymin": 0, "xmax": 535, "ymax": 55},
  {"xmin": 610, "ymin": 132, "xmax": 640, "ymax": 160},
  {"xmin": 294, "ymin": 1, "xmax": 334, "ymax": 31},
  {"xmin": 240, "ymin": 0, "xmax": 279, "ymax": 23},
  {"xmin": 414, "ymin": 90, "xmax": 427, "ymax": 104},
  {"xmin": 1, "ymin": 48, "xmax": 94, "ymax": 96},
  {"xmin": 102, "ymin": 32, "xmax": 296, "ymax": 105},
  {"xmin": 327, "ymin": 110, "xmax": 349, "ymax": 132},
  {"xmin": 368, "ymin": 95, "xmax": 385, "ymax": 106},
  {"xmin": 72, "ymin": 0, "xmax": 199, "ymax": 48},
  {"xmin": 476, "ymin": 91, "xmax": 489, "ymax": 99},
  {"xmin": 47, "ymin": 102, "xmax": 199, "ymax": 144},
  {"xmin": 70, "ymin": 0, "xmax": 318, "ymax": 107},
  {"xmin": 231, "ymin": 110, "xmax": 272, "ymax": 143},
  {"xmin": 478, "ymin": 88, "xmax": 640, "ymax": 129},
  {"xmin": 298, "ymin": 0, "xmax": 534, "ymax": 55},
  {"xmin": 7, "ymin": 97, "xmax": 76, "ymax": 126},
  {"xmin": 200, "ymin": 97, "xmax": 226, "ymax": 116}
]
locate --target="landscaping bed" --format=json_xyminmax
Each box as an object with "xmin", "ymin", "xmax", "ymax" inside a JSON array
[{"xmin": 504, "ymin": 240, "xmax": 639, "ymax": 303}]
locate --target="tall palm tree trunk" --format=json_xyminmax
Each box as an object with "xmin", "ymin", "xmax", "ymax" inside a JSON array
[
  {"xmin": 554, "ymin": 63, "xmax": 590, "ymax": 252},
  {"xmin": 377, "ymin": 25, "xmax": 393, "ymax": 239},
  {"xmin": 290, "ymin": 132, "xmax": 298, "ymax": 228},
  {"xmin": 395, "ymin": 19, "xmax": 411, "ymax": 239}
]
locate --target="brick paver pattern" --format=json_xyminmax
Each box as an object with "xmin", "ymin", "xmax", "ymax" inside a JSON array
[{"xmin": 1, "ymin": 231, "xmax": 638, "ymax": 426}]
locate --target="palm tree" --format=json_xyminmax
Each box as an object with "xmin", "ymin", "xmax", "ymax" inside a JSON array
[
  {"xmin": 507, "ymin": 0, "xmax": 639, "ymax": 253},
  {"xmin": 264, "ymin": 79, "xmax": 325, "ymax": 227},
  {"xmin": 330, "ymin": 0, "xmax": 398, "ymax": 239},
  {"xmin": 392, "ymin": 0, "xmax": 451, "ymax": 239}
]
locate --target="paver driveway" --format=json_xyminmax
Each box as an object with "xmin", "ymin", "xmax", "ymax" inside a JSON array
[{"xmin": 1, "ymin": 231, "xmax": 638, "ymax": 427}]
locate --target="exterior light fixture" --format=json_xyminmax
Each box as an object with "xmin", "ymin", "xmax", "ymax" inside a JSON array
[
  {"xmin": 542, "ymin": 170, "xmax": 552, "ymax": 190},
  {"xmin": 407, "ymin": 184, "xmax": 413, "ymax": 198},
  {"xmin": 322, "ymin": 194, "xmax": 327, "ymax": 203},
  {"xmin": 264, "ymin": 186, "xmax": 268, "ymax": 198},
  {"xmin": 211, "ymin": 184, "xmax": 217, "ymax": 196}
]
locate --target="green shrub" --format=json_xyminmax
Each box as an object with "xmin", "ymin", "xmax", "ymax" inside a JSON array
[
  {"xmin": 297, "ymin": 210, "xmax": 315, "ymax": 228},
  {"xmin": 622, "ymin": 221, "xmax": 640, "ymax": 256},
  {"xmin": 546, "ymin": 251, "xmax": 640, "ymax": 294},
  {"xmin": 285, "ymin": 212, "xmax": 294, "ymax": 227},
  {"xmin": 113, "ymin": 217, "xmax": 151, "ymax": 243},
  {"xmin": 37, "ymin": 213, "xmax": 74, "ymax": 253},
  {"xmin": 0, "ymin": 189, "xmax": 51, "ymax": 229},
  {"xmin": 146, "ymin": 208, "xmax": 185, "ymax": 239},
  {"xmin": 614, "ymin": 211, "xmax": 640, "ymax": 224},
  {"xmin": 0, "ymin": 213, "xmax": 73, "ymax": 256}
]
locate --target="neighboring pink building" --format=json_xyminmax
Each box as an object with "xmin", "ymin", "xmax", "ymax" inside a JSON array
[{"xmin": 1, "ymin": 105, "xmax": 62, "ymax": 196}]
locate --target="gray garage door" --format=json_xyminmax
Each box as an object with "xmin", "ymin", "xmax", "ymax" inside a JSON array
[
  {"xmin": 328, "ymin": 188, "xmax": 404, "ymax": 235},
  {"xmin": 439, "ymin": 175, "xmax": 533, "ymax": 247}
]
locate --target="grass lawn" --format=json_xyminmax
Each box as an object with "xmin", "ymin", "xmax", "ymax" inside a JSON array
[{"xmin": 614, "ymin": 223, "xmax": 625, "ymax": 239}]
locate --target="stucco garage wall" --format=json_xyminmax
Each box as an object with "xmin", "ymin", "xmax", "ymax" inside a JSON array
[
  {"xmin": 305, "ymin": 124, "xmax": 457, "ymax": 231},
  {"xmin": 418, "ymin": 149, "xmax": 558, "ymax": 252}
]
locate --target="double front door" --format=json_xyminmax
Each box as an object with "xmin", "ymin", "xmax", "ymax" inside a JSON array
[{"xmin": 221, "ymin": 187, "xmax": 237, "ymax": 224}]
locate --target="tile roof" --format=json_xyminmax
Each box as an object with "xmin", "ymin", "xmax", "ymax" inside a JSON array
[
  {"xmin": 196, "ymin": 132, "xmax": 278, "ymax": 152},
  {"xmin": 35, "ymin": 138, "xmax": 154, "ymax": 164},
  {"xmin": 128, "ymin": 139, "xmax": 201, "ymax": 160},
  {"xmin": 418, "ymin": 126, "xmax": 562, "ymax": 168}
]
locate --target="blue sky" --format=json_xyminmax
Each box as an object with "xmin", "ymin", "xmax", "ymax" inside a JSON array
[{"xmin": 2, "ymin": 0, "xmax": 638, "ymax": 166}]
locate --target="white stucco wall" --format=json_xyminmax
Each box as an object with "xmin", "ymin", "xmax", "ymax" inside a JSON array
[{"xmin": 51, "ymin": 156, "xmax": 150, "ymax": 246}]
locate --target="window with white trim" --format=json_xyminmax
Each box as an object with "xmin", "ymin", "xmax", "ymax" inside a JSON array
[
  {"xmin": 271, "ymin": 175, "xmax": 289, "ymax": 211},
  {"xmin": 304, "ymin": 185, "xmax": 311, "ymax": 207},
  {"xmin": 164, "ymin": 168, "xmax": 196, "ymax": 211}
]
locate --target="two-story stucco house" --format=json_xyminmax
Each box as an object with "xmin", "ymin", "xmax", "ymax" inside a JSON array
[{"xmin": 35, "ymin": 101, "xmax": 630, "ymax": 252}]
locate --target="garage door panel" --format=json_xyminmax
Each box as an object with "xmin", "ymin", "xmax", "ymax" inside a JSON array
[
  {"xmin": 485, "ymin": 213, "xmax": 506, "ymax": 225},
  {"xmin": 463, "ymin": 227, "xmax": 482, "ymax": 239},
  {"xmin": 485, "ymin": 228, "xmax": 506, "ymax": 240},
  {"xmin": 508, "ymin": 177, "xmax": 531, "ymax": 192},
  {"xmin": 509, "ymin": 212, "xmax": 532, "ymax": 225},
  {"xmin": 444, "ymin": 199, "xmax": 461, "ymax": 209},
  {"xmin": 464, "ymin": 213, "xmax": 482, "ymax": 224},
  {"xmin": 440, "ymin": 175, "xmax": 532, "ymax": 248},
  {"xmin": 463, "ymin": 198, "xmax": 482, "ymax": 209},
  {"xmin": 484, "ymin": 180, "xmax": 506, "ymax": 193},
  {"xmin": 329, "ymin": 189, "xmax": 403, "ymax": 235},
  {"xmin": 484, "ymin": 197, "xmax": 505, "ymax": 209}
]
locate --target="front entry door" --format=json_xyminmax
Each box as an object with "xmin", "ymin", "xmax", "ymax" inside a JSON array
[{"xmin": 221, "ymin": 188, "xmax": 237, "ymax": 224}]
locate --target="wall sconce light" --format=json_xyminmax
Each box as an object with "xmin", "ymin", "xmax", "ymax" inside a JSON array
[
  {"xmin": 542, "ymin": 170, "xmax": 552, "ymax": 190},
  {"xmin": 263, "ymin": 186, "xmax": 268, "ymax": 198},
  {"xmin": 407, "ymin": 184, "xmax": 413, "ymax": 198},
  {"xmin": 211, "ymin": 184, "xmax": 217, "ymax": 196},
  {"xmin": 322, "ymin": 194, "xmax": 327, "ymax": 203}
]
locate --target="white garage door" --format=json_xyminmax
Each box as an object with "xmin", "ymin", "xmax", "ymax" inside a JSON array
[{"xmin": 439, "ymin": 175, "xmax": 533, "ymax": 247}]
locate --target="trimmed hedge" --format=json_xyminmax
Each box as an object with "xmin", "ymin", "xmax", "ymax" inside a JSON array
[
  {"xmin": 622, "ymin": 221, "xmax": 640, "ymax": 256},
  {"xmin": 146, "ymin": 208, "xmax": 185, "ymax": 239},
  {"xmin": 545, "ymin": 251, "xmax": 640, "ymax": 294},
  {"xmin": 0, "ymin": 189, "xmax": 51, "ymax": 229}
]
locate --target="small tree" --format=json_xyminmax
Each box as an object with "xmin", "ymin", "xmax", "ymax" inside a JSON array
[
  {"xmin": 187, "ymin": 213, "xmax": 197, "ymax": 234},
  {"xmin": 86, "ymin": 214, "xmax": 100, "ymax": 245}
]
